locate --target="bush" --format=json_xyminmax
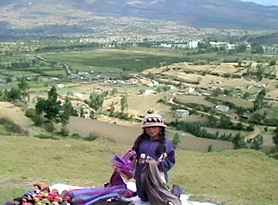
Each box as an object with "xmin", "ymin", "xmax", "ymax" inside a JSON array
[
  {"xmin": 60, "ymin": 126, "xmax": 69, "ymax": 137},
  {"xmin": 208, "ymin": 145, "xmax": 213, "ymax": 152},
  {"xmin": 0, "ymin": 118, "xmax": 25, "ymax": 134},
  {"xmin": 25, "ymin": 108, "xmax": 36, "ymax": 118},
  {"xmin": 43, "ymin": 121, "xmax": 55, "ymax": 133},
  {"xmin": 25, "ymin": 108, "xmax": 44, "ymax": 126},
  {"xmin": 86, "ymin": 132, "xmax": 98, "ymax": 141},
  {"xmin": 34, "ymin": 133, "xmax": 59, "ymax": 140},
  {"xmin": 269, "ymin": 60, "xmax": 276, "ymax": 66},
  {"xmin": 71, "ymin": 133, "xmax": 81, "ymax": 139},
  {"xmin": 32, "ymin": 114, "xmax": 44, "ymax": 126},
  {"xmin": 172, "ymin": 133, "xmax": 181, "ymax": 148}
]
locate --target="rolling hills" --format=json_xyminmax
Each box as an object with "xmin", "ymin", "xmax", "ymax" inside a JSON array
[{"xmin": 1, "ymin": 0, "xmax": 278, "ymax": 31}]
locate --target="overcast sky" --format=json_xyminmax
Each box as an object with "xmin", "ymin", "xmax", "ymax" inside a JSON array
[{"xmin": 242, "ymin": 0, "xmax": 278, "ymax": 6}]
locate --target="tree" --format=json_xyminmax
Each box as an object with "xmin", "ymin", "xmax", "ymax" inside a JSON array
[
  {"xmin": 269, "ymin": 60, "xmax": 276, "ymax": 66},
  {"xmin": 18, "ymin": 77, "xmax": 29, "ymax": 102},
  {"xmin": 44, "ymin": 86, "xmax": 61, "ymax": 121},
  {"xmin": 35, "ymin": 86, "xmax": 61, "ymax": 122},
  {"xmin": 236, "ymin": 44, "xmax": 247, "ymax": 53},
  {"xmin": 18, "ymin": 77, "xmax": 29, "ymax": 93},
  {"xmin": 88, "ymin": 92, "xmax": 104, "ymax": 112},
  {"xmin": 48, "ymin": 86, "xmax": 58, "ymax": 104},
  {"xmin": 255, "ymin": 64, "xmax": 264, "ymax": 81},
  {"xmin": 250, "ymin": 135, "xmax": 263, "ymax": 150},
  {"xmin": 6, "ymin": 87, "xmax": 21, "ymax": 102},
  {"xmin": 254, "ymin": 88, "xmax": 266, "ymax": 111},
  {"xmin": 273, "ymin": 127, "xmax": 278, "ymax": 149},
  {"xmin": 251, "ymin": 43, "xmax": 264, "ymax": 54},
  {"xmin": 172, "ymin": 133, "xmax": 181, "ymax": 148},
  {"xmin": 60, "ymin": 97, "xmax": 74, "ymax": 126},
  {"xmin": 120, "ymin": 95, "xmax": 128, "ymax": 113},
  {"xmin": 232, "ymin": 133, "xmax": 247, "ymax": 149}
]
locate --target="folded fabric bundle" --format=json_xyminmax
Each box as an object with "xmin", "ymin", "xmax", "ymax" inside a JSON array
[{"xmin": 143, "ymin": 160, "xmax": 182, "ymax": 205}]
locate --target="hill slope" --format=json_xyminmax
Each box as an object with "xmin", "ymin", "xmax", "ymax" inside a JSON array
[
  {"xmin": 87, "ymin": 0, "xmax": 278, "ymax": 29},
  {"xmin": 1, "ymin": 0, "xmax": 278, "ymax": 30},
  {"xmin": 0, "ymin": 135, "xmax": 278, "ymax": 205}
]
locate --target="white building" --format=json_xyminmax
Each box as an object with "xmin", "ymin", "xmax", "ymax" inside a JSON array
[
  {"xmin": 188, "ymin": 40, "xmax": 200, "ymax": 49},
  {"xmin": 175, "ymin": 109, "xmax": 190, "ymax": 120},
  {"xmin": 216, "ymin": 105, "xmax": 230, "ymax": 113}
]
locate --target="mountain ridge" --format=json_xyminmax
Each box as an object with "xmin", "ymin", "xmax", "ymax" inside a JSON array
[{"xmin": 1, "ymin": 0, "xmax": 278, "ymax": 30}]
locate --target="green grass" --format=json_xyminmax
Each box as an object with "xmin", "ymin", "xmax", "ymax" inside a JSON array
[
  {"xmin": 269, "ymin": 105, "xmax": 278, "ymax": 120},
  {"xmin": 42, "ymin": 49, "xmax": 188, "ymax": 73},
  {"xmin": 214, "ymin": 96, "xmax": 254, "ymax": 110},
  {"xmin": 0, "ymin": 135, "xmax": 278, "ymax": 205}
]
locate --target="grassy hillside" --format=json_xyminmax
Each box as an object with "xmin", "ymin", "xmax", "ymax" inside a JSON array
[{"xmin": 0, "ymin": 135, "xmax": 278, "ymax": 205}]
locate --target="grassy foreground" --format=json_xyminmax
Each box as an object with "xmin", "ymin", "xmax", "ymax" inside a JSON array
[{"xmin": 0, "ymin": 135, "xmax": 278, "ymax": 205}]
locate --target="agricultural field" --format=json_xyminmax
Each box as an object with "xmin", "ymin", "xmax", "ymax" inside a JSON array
[{"xmin": 42, "ymin": 48, "xmax": 189, "ymax": 74}]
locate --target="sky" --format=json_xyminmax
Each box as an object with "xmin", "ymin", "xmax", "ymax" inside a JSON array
[{"xmin": 241, "ymin": 0, "xmax": 278, "ymax": 6}]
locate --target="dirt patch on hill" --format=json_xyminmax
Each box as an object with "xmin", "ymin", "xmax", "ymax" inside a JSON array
[
  {"xmin": 68, "ymin": 117, "xmax": 233, "ymax": 152},
  {"xmin": 68, "ymin": 117, "xmax": 141, "ymax": 145},
  {"xmin": 0, "ymin": 102, "xmax": 32, "ymax": 135}
]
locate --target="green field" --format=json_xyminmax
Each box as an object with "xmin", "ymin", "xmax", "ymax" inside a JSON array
[
  {"xmin": 0, "ymin": 135, "xmax": 278, "ymax": 205},
  {"xmin": 42, "ymin": 49, "xmax": 188, "ymax": 73}
]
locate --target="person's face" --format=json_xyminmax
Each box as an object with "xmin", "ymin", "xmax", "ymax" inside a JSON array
[{"xmin": 145, "ymin": 126, "xmax": 161, "ymax": 139}]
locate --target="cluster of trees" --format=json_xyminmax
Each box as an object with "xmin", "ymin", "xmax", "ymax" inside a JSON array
[
  {"xmin": 206, "ymin": 96, "xmax": 253, "ymax": 115},
  {"xmin": 170, "ymin": 121, "xmax": 263, "ymax": 150},
  {"xmin": 26, "ymin": 86, "xmax": 75, "ymax": 134},
  {"xmin": 206, "ymin": 115, "xmax": 254, "ymax": 131},
  {"xmin": 35, "ymin": 42, "xmax": 101, "ymax": 53},
  {"xmin": 0, "ymin": 57, "xmax": 41, "ymax": 70},
  {"xmin": 244, "ymin": 63, "xmax": 276, "ymax": 81},
  {"xmin": 170, "ymin": 121, "xmax": 236, "ymax": 142},
  {"xmin": 86, "ymin": 91, "xmax": 106, "ymax": 112},
  {"xmin": 233, "ymin": 134, "xmax": 263, "ymax": 150},
  {"xmin": 0, "ymin": 78, "xmax": 29, "ymax": 102},
  {"xmin": 84, "ymin": 90, "xmax": 130, "ymax": 120}
]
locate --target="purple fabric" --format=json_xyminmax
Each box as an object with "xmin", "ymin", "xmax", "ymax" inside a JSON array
[
  {"xmin": 83, "ymin": 192, "xmax": 120, "ymax": 205},
  {"xmin": 67, "ymin": 151, "xmax": 137, "ymax": 205},
  {"xmin": 112, "ymin": 151, "xmax": 136, "ymax": 178},
  {"xmin": 68, "ymin": 185, "xmax": 128, "ymax": 205}
]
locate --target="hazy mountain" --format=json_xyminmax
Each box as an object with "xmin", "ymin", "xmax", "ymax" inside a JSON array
[
  {"xmin": 243, "ymin": 32, "xmax": 278, "ymax": 44},
  {"xmin": 1, "ymin": 0, "xmax": 278, "ymax": 30},
  {"xmin": 241, "ymin": 0, "xmax": 278, "ymax": 6}
]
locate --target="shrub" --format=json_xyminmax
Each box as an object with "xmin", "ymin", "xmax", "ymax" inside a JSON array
[
  {"xmin": 172, "ymin": 133, "xmax": 181, "ymax": 148},
  {"xmin": 43, "ymin": 121, "xmax": 55, "ymax": 133},
  {"xmin": 71, "ymin": 133, "xmax": 81, "ymax": 139},
  {"xmin": 208, "ymin": 145, "xmax": 213, "ymax": 152},
  {"xmin": 0, "ymin": 118, "xmax": 25, "ymax": 134},
  {"xmin": 269, "ymin": 60, "xmax": 276, "ymax": 66},
  {"xmin": 32, "ymin": 114, "xmax": 44, "ymax": 126},
  {"xmin": 60, "ymin": 126, "xmax": 69, "ymax": 137},
  {"xmin": 25, "ymin": 108, "xmax": 36, "ymax": 118},
  {"xmin": 86, "ymin": 132, "xmax": 98, "ymax": 141},
  {"xmin": 34, "ymin": 133, "xmax": 59, "ymax": 140}
]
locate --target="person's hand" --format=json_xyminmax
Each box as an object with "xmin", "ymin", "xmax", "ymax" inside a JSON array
[
  {"xmin": 146, "ymin": 156, "xmax": 159, "ymax": 165},
  {"xmin": 158, "ymin": 153, "xmax": 167, "ymax": 162}
]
